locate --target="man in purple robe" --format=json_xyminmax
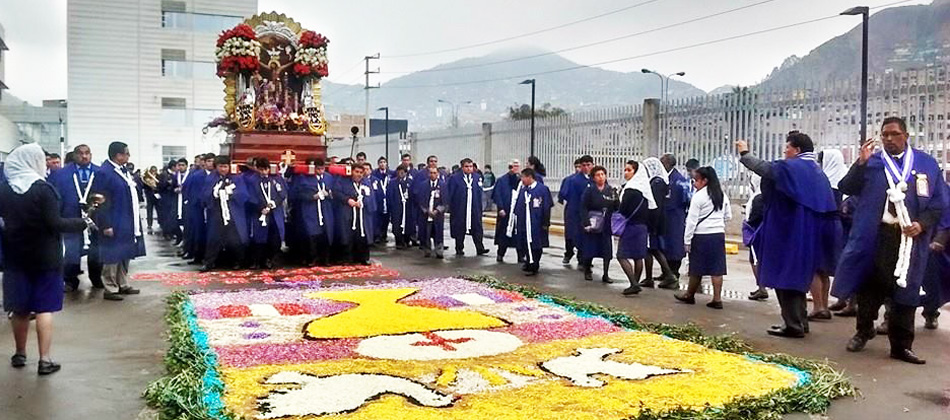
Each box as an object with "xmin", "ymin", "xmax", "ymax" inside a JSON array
[
  {"xmin": 921, "ymin": 181, "xmax": 950, "ymax": 330},
  {"xmin": 493, "ymin": 159, "xmax": 522, "ymax": 263},
  {"xmin": 201, "ymin": 156, "xmax": 249, "ymax": 272},
  {"xmin": 48, "ymin": 144, "xmax": 103, "ymax": 291},
  {"xmin": 90, "ymin": 142, "xmax": 145, "ymax": 301},
  {"xmin": 833, "ymin": 117, "xmax": 945, "ymax": 364},
  {"xmin": 514, "ymin": 168, "xmax": 553, "ymax": 276},
  {"xmin": 737, "ymin": 132, "xmax": 840, "ymax": 339},
  {"xmin": 247, "ymin": 158, "xmax": 286, "ymax": 269},
  {"xmin": 413, "ymin": 166, "xmax": 447, "ymax": 259},
  {"xmin": 561, "ymin": 155, "xmax": 593, "ymax": 266}
]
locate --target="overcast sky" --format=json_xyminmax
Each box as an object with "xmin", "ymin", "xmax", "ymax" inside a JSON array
[{"xmin": 0, "ymin": 0, "xmax": 931, "ymax": 105}]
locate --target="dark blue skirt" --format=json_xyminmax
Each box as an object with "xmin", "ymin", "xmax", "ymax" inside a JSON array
[
  {"xmin": 689, "ymin": 233, "xmax": 727, "ymax": 277},
  {"xmin": 2, "ymin": 267, "xmax": 64, "ymax": 314},
  {"xmin": 617, "ymin": 224, "xmax": 648, "ymax": 260}
]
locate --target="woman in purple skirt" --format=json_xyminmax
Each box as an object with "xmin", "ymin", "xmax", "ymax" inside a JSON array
[
  {"xmin": 616, "ymin": 161, "xmax": 652, "ymax": 296},
  {"xmin": 675, "ymin": 167, "xmax": 732, "ymax": 309},
  {"xmin": 1, "ymin": 144, "xmax": 91, "ymax": 375}
]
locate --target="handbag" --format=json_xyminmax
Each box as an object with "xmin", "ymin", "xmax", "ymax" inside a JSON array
[
  {"xmin": 741, "ymin": 221, "xmax": 757, "ymax": 246},
  {"xmin": 585, "ymin": 210, "xmax": 606, "ymax": 234},
  {"xmin": 611, "ymin": 196, "xmax": 645, "ymax": 237}
]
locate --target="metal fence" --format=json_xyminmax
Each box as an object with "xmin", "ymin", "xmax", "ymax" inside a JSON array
[{"xmin": 339, "ymin": 66, "xmax": 950, "ymax": 199}]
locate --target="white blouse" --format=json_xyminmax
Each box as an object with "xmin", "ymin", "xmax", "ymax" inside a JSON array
[{"xmin": 684, "ymin": 187, "xmax": 732, "ymax": 245}]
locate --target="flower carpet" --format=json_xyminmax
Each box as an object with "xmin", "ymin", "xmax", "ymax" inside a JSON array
[
  {"xmin": 145, "ymin": 276, "xmax": 852, "ymax": 420},
  {"xmin": 131, "ymin": 264, "xmax": 399, "ymax": 286}
]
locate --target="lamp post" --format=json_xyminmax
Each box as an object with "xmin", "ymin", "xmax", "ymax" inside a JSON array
[
  {"xmin": 665, "ymin": 72, "xmax": 686, "ymax": 143},
  {"xmin": 377, "ymin": 107, "xmax": 389, "ymax": 163},
  {"xmin": 520, "ymin": 79, "xmax": 536, "ymax": 156},
  {"xmin": 437, "ymin": 99, "xmax": 472, "ymax": 128},
  {"xmin": 841, "ymin": 6, "xmax": 869, "ymax": 143}
]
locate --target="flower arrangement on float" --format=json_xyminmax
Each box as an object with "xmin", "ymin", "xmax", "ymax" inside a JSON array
[
  {"xmin": 292, "ymin": 30, "xmax": 330, "ymax": 78},
  {"xmin": 215, "ymin": 24, "xmax": 262, "ymax": 76}
]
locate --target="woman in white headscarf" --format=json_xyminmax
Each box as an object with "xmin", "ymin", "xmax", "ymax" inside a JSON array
[
  {"xmin": 0, "ymin": 143, "xmax": 90, "ymax": 375},
  {"xmin": 744, "ymin": 174, "xmax": 769, "ymax": 301},
  {"xmin": 639, "ymin": 157, "xmax": 677, "ymax": 289},
  {"xmin": 812, "ymin": 148, "xmax": 849, "ymax": 318},
  {"xmin": 615, "ymin": 160, "xmax": 654, "ymax": 296}
]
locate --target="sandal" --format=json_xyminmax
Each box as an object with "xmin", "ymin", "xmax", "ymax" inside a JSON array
[
  {"xmin": 11, "ymin": 354, "xmax": 26, "ymax": 368},
  {"xmin": 38, "ymin": 360, "xmax": 61, "ymax": 375}
]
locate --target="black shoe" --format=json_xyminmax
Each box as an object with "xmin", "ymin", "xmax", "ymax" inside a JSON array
[
  {"xmin": 807, "ymin": 310, "xmax": 832, "ymax": 321},
  {"xmin": 63, "ymin": 283, "xmax": 78, "ymax": 293},
  {"xmin": 38, "ymin": 360, "xmax": 61, "ymax": 375},
  {"xmin": 601, "ymin": 276, "xmax": 613, "ymax": 284},
  {"xmin": 875, "ymin": 323, "xmax": 889, "ymax": 336},
  {"xmin": 118, "ymin": 287, "xmax": 140, "ymax": 295},
  {"xmin": 706, "ymin": 301, "xmax": 723, "ymax": 310},
  {"xmin": 584, "ymin": 271, "xmax": 593, "ymax": 281},
  {"xmin": 890, "ymin": 349, "xmax": 926, "ymax": 364},
  {"xmin": 11, "ymin": 354, "xmax": 26, "ymax": 368},
  {"xmin": 748, "ymin": 289, "xmax": 769, "ymax": 301},
  {"xmin": 834, "ymin": 307, "xmax": 857, "ymax": 317},
  {"xmin": 436, "ymin": 253, "xmax": 444, "ymax": 260},
  {"xmin": 476, "ymin": 249, "xmax": 490, "ymax": 256},
  {"xmin": 657, "ymin": 280, "xmax": 679, "ymax": 290},
  {"xmin": 673, "ymin": 293, "xmax": 695, "ymax": 304},
  {"xmin": 496, "ymin": 255, "xmax": 504, "ymax": 263},
  {"xmin": 91, "ymin": 283, "xmax": 105, "ymax": 290},
  {"xmin": 525, "ymin": 270, "xmax": 538, "ymax": 277},
  {"xmin": 455, "ymin": 250, "xmax": 465, "ymax": 256},
  {"xmin": 639, "ymin": 278, "xmax": 655, "ymax": 288},
  {"xmin": 103, "ymin": 293, "xmax": 124, "ymax": 301},
  {"xmin": 767, "ymin": 327, "xmax": 805, "ymax": 338},
  {"xmin": 846, "ymin": 334, "xmax": 870, "ymax": 352},
  {"xmin": 189, "ymin": 259, "xmax": 203, "ymax": 266},
  {"xmin": 561, "ymin": 255, "xmax": 572, "ymax": 265},
  {"xmin": 199, "ymin": 265, "xmax": 214, "ymax": 272},
  {"xmin": 622, "ymin": 285, "xmax": 641, "ymax": 296},
  {"xmin": 924, "ymin": 315, "xmax": 938, "ymax": 330},
  {"xmin": 828, "ymin": 300, "xmax": 848, "ymax": 312},
  {"xmin": 423, "ymin": 251, "xmax": 431, "ymax": 258}
]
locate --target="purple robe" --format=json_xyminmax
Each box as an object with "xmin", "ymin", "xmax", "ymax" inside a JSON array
[
  {"xmin": 754, "ymin": 158, "xmax": 840, "ymax": 293},
  {"xmin": 90, "ymin": 160, "xmax": 147, "ymax": 264},
  {"xmin": 832, "ymin": 150, "xmax": 945, "ymax": 306},
  {"xmin": 447, "ymin": 172, "xmax": 484, "ymax": 240}
]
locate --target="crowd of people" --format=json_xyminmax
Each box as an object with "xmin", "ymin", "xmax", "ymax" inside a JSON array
[{"xmin": 1, "ymin": 116, "xmax": 948, "ymax": 374}]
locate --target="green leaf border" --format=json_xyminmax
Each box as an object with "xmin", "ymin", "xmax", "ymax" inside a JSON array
[{"xmin": 143, "ymin": 276, "xmax": 854, "ymax": 419}]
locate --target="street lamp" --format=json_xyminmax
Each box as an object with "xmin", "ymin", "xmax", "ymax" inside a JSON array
[
  {"xmin": 841, "ymin": 6, "xmax": 869, "ymax": 143},
  {"xmin": 520, "ymin": 79, "xmax": 536, "ymax": 156},
  {"xmin": 665, "ymin": 72, "xmax": 686, "ymax": 143},
  {"xmin": 377, "ymin": 107, "xmax": 389, "ymax": 163},
  {"xmin": 641, "ymin": 69, "xmax": 664, "ymax": 100},
  {"xmin": 437, "ymin": 99, "xmax": 472, "ymax": 128}
]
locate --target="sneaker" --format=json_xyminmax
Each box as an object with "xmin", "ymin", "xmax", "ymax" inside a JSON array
[
  {"xmin": 748, "ymin": 289, "xmax": 769, "ymax": 301},
  {"xmin": 38, "ymin": 360, "xmax": 61, "ymax": 375},
  {"xmin": 118, "ymin": 287, "xmax": 140, "ymax": 295},
  {"xmin": 11, "ymin": 354, "xmax": 26, "ymax": 368}
]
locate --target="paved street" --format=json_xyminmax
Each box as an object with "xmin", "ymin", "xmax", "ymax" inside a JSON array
[{"xmin": 0, "ymin": 228, "xmax": 947, "ymax": 420}]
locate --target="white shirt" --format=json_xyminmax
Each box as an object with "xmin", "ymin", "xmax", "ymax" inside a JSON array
[{"xmin": 684, "ymin": 187, "xmax": 732, "ymax": 246}]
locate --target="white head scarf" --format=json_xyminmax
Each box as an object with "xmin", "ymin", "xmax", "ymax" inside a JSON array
[
  {"xmin": 4, "ymin": 143, "xmax": 48, "ymax": 194},
  {"xmin": 642, "ymin": 157, "xmax": 666, "ymax": 184},
  {"xmin": 821, "ymin": 149, "xmax": 847, "ymax": 190},
  {"xmin": 622, "ymin": 162, "xmax": 657, "ymax": 210},
  {"xmin": 744, "ymin": 174, "xmax": 761, "ymax": 221}
]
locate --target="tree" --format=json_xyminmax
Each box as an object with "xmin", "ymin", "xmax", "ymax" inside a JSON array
[{"xmin": 507, "ymin": 103, "xmax": 567, "ymax": 120}]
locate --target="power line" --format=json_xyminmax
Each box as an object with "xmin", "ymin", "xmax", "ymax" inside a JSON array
[
  {"xmin": 330, "ymin": 58, "xmax": 367, "ymax": 82},
  {"xmin": 381, "ymin": 0, "xmax": 779, "ymax": 75},
  {"xmin": 381, "ymin": 0, "xmax": 916, "ymax": 90},
  {"xmin": 384, "ymin": 0, "xmax": 663, "ymax": 58}
]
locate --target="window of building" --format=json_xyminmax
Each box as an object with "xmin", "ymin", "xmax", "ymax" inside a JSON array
[
  {"xmin": 162, "ymin": 146, "xmax": 188, "ymax": 165},
  {"xmin": 193, "ymin": 13, "xmax": 243, "ymax": 33},
  {"xmin": 161, "ymin": 49, "xmax": 189, "ymax": 77},
  {"xmin": 161, "ymin": 97, "xmax": 188, "ymax": 126},
  {"xmin": 193, "ymin": 61, "xmax": 218, "ymax": 79}
]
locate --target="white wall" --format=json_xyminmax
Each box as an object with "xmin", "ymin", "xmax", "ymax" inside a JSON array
[
  {"xmin": 0, "ymin": 114, "xmax": 18, "ymax": 156},
  {"xmin": 67, "ymin": 0, "xmax": 256, "ymax": 168}
]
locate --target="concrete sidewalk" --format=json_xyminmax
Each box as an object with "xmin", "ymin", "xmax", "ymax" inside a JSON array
[{"xmin": 0, "ymin": 232, "xmax": 947, "ymax": 419}]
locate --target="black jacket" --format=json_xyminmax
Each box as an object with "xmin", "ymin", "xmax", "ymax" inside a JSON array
[{"xmin": 0, "ymin": 180, "xmax": 88, "ymax": 271}]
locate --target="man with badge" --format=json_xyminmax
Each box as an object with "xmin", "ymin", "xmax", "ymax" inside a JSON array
[
  {"xmin": 833, "ymin": 117, "xmax": 945, "ymax": 364},
  {"xmin": 413, "ymin": 166, "xmax": 447, "ymax": 259},
  {"xmin": 447, "ymin": 158, "xmax": 489, "ymax": 257},
  {"xmin": 513, "ymin": 168, "xmax": 553, "ymax": 276},
  {"xmin": 49, "ymin": 144, "xmax": 104, "ymax": 291}
]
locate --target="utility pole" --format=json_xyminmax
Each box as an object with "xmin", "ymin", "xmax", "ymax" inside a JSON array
[{"xmin": 364, "ymin": 53, "xmax": 380, "ymax": 138}]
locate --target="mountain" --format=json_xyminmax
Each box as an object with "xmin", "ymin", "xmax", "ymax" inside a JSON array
[
  {"xmin": 762, "ymin": 0, "xmax": 950, "ymax": 88},
  {"xmin": 322, "ymin": 48, "xmax": 706, "ymax": 130}
]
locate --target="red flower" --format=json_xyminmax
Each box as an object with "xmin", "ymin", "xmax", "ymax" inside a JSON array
[
  {"xmin": 299, "ymin": 30, "xmax": 328, "ymax": 48},
  {"xmin": 217, "ymin": 23, "xmax": 257, "ymax": 47}
]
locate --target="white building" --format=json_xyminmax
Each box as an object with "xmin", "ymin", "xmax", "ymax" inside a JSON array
[
  {"xmin": 0, "ymin": 22, "xmax": 18, "ymax": 157},
  {"xmin": 67, "ymin": 0, "xmax": 257, "ymax": 168}
]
